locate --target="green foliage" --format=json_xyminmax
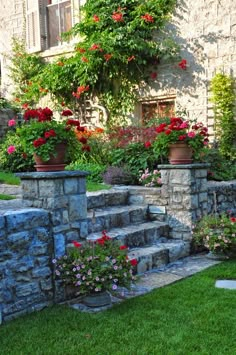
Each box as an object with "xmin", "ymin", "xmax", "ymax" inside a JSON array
[
  {"xmin": 86, "ymin": 181, "xmax": 111, "ymax": 191},
  {"xmin": 0, "ymin": 131, "xmax": 35, "ymax": 172},
  {"xmin": 54, "ymin": 235, "xmax": 137, "ymax": 295},
  {"xmin": 10, "ymin": 1, "xmax": 178, "ymax": 123},
  {"xmin": 7, "ymin": 38, "xmax": 46, "ymax": 106},
  {"xmin": 203, "ymin": 148, "xmax": 236, "ymax": 181},
  {"xmin": 110, "ymin": 142, "xmax": 157, "ymax": 183},
  {"xmin": 0, "ymin": 194, "xmax": 17, "ymax": 200},
  {"xmin": 210, "ymin": 73, "xmax": 236, "ymax": 159},
  {"xmin": 193, "ymin": 213, "xmax": 236, "ymax": 255},
  {"xmin": 66, "ymin": 161, "xmax": 106, "ymax": 183},
  {"xmin": 152, "ymin": 117, "xmax": 209, "ymax": 162},
  {"xmin": 0, "ymin": 171, "xmax": 20, "ymax": 185},
  {"xmin": 0, "ymin": 98, "xmax": 19, "ymax": 111}
]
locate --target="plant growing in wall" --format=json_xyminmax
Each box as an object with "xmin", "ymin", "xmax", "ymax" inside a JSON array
[{"xmin": 210, "ymin": 73, "xmax": 236, "ymax": 160}]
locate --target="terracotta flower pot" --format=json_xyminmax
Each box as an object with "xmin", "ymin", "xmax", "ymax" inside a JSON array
[
  {"xmin": 34, "ymin": 143, "xmax": 67, "ymax": 172},
  {"xmin": 168, "ymin": 142, "xmax": 193, "ymax": 165}
]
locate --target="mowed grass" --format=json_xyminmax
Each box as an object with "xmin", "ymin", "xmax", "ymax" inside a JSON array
[
  {"xmin": 0, "ymin": 171, "xmax": 20, "ymax": 185},
  {"xmin": 1, "ymin": 261, "xmax": 236, "ymax": 355}
]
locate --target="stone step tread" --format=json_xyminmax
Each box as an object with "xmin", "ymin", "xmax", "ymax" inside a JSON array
[
  {"xmin": 128, "ymin": 240, "xmax": 191, "ymax": 274},
  {"xmin": 87, "ymin": 221, "xmax": 168, "ymax": 238},
  {"xmin": 87, "ymin": 221, "xmax": 169, "ymax": 247},
  {"xmin": 87, "ymin": 205, "xmax": 147, "ymax": 218},
  {"xmin": 87, "ymin": 189, "xmax": 129, "ymax": 209}
]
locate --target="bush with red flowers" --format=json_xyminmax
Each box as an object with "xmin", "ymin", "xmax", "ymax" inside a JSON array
[
  {"xmin": 152, "ymin": 117, "xmax": 209, "ymax": 161},
  {"xmin": 53, "ymin": 231, "xmax": 138, "ymax": 295},
  {"xmin": 17, "ymin": 107, "xmax": 86, "ymax": 162}
]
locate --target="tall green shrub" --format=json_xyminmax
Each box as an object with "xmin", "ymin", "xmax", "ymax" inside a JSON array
[{"xmin": 210, "ymin": 73, "xmax": 236, "ymax": 160}]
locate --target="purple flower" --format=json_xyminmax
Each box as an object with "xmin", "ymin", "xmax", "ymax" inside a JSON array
[
  {"xmin": 113, "ymin": 266, "xmax": 118, "ymax": 270},
  {"xmin": 76, "ymin": 273, "xmax": 81, "ymax": 278},
  {"xmin": 112, "ymin": 259, "xmax": 116, "ymax": 264},
  {"xmin": 112, "ymin": 284, "xmax": 118, "ymax": 290},
  {"xmin": 55, "ymin": 270, "xmax": 60, "ymax": 276},
  {"xmin": 76, "ymin": 281, "xmax": 81, "ymax": 286},
  {"xmin": 52, "ymin": 259, "xmax": 57, "ymax": 264},
  {"xmin": 76, "ymin": 266, "xmax": 80, "ymax": 271}
]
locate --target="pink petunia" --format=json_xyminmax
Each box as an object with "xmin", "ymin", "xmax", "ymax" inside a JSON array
[
  {"xmin": 8, "ymin": 119, "xmax": 16, "ymax": 127},
  {"xmin": 7, "ymin": 145, "xmax": 16, "ymax": 154}
]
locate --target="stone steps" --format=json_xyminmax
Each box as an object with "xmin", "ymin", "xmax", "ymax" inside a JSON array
[
  {"xmin": 86, "ymin": 188, "xmax": 191, "ymax": 274},
  {"xmin": 87, "ymin": 205, "xmax": 148, "ymax": 233}
]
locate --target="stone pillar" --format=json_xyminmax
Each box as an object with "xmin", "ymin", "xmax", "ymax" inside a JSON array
[
  {"xmin": 16, "ymin": 171, "xmax": 89, "ymax": 258},
  {"xmin": 158, "ymin": 164, "xmax": 210, "ymax": 241}
]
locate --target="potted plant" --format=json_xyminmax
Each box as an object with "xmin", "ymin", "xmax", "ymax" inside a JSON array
[
  {"xmin": 16, "ymin": 107, "xmax": 85, "ymax": 171},
  {"xmin": 193, "ymin": 213, "xmax": 236, "ymax": 259},
  {"xmin": 152, "ymin": 117, "xmax": 209, "ymax": 164},
  {"xmin": 53, "ymin": 231, "xmax": 138, "ymax": 307},
  {"xmin": 139, "ymin": 168, "xmax": 162, "ymax": 187}
]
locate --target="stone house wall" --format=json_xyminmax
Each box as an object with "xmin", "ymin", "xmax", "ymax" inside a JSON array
[{"xmin": 0, "ymin": 109, "xmax": 17, "ymax": 139}]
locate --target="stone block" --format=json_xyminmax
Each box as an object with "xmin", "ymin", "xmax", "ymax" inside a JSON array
[
  {"xmin": 54, "ymin": 233, "xmax": 66, "ymax": 257},
  {"xmin": 8, "ymin": 231, "xmax": 30, "ymax": 248},
  {"xmin": 46, "ymin": 196, "xmax": 69, "ymax": 209},
  {"xmin": 66, "ymin": 230, "xmax": 79, "ymax": 242},
  {"xmin": 32, "ymin": 267, "xmax": 52, "ymax": 278},
  {"xmin": 21, "ymin": 180, "xmax": 39, "ymax": 199},
  {"xmin": 38, "ymin": 179, "xmax": 64, "ymax": 197},
  {"xmin": 16, "ymin": 282, "xmax": 40, "ymax": 297},
  {"xmin": 40, "ymin": 279, "xmax": 53, "ymax": 291},
  {"xmin": 169, "ymin": 170, "xmax": 191, "ymax": 185},
  {"xmin": 30, "ymin": 243, "xmax": 49, "ymax": 256},
  {"xmin": 64, "ymin": 178, "xmax": 79, "ymax": 194},
  {"xmin": 69, "ymin": 195, "xmax": 87, "ymax": 220},
  {"xmin": 62, "ymin": 210, "xmax": 69, "ymax": 224},
  {"xmin": 6, "ymin": 210, "xmax": 50, "ymax": 232},
  {"xmin": 80, "ymin": 221, "xmax": 88, "ymax": 238},
  {"xmin": 148, "ymin": 205, "xmax": 166, "ymax": 214}
]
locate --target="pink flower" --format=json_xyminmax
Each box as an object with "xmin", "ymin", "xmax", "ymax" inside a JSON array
[
  {"xmin": 8, "ymin": 119, "xmax": 16, "ymax": 127},
  {"xmin": 144, "ymin": 141, "xmax": 151, "ymax": 148},
  {"xmin": 112, "ymin": 11, "xmax": 124, "ymax": 22},
  {"xmin": 7, "ymin": 145, "xmax": 16, "ymax": 154},
  {"xmin": 188, "ymin": 132, "xmax": 196, "ymax": 138},
  {"xmin": 141, "ymin": 14, "xmax": 154, "ymax": 23},
  {"xmin": 150, "ymin": 72, "xmax": 157, "ymax": 80},
  {"xmin": 179, "ymin": 122, "xmax": 189, "ymax": 129},
  {"xmin": 93, "ymin": 15, "xmax": 100, "ymax": 22}
]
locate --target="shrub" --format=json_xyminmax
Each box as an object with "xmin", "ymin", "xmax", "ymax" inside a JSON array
[
  {"xmin": 66, "ymin": 161, "xmax": 106, "ymax": 183},
  {"xmin": 0, "ymin": 131, "xmax": 34, "ymax": 172}
]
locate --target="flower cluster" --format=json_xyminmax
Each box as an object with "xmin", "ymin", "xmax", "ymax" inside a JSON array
[
  {"xmin": 139, "ymin": 168, "xmax": 162, "ymax": 187},
  {"xmin": 53, "ymin": 231, "xmax": 138, "ymax": 295},
  {"xmin": 153, "ymin": 117, "xmax": 209, "ymax": 160},
  {"xmin": 16, "ymin": 107, "xmax": 86, "ymax": 162},
  {"xmin": 193, "ymin": 213, "xmax": 236, "ymax": 255}
]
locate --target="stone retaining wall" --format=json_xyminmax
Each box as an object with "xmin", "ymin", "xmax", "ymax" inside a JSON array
[{"xmin": 0, "ymin": 208, "xmax": 53, "ymax": 323}]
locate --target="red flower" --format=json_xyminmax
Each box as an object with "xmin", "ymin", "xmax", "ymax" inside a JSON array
[
  {"xmin": 82, "ymin": 145, "xmax": 91, "ymax": 152},
  {"xmin": 33, "ymin": 138, "xmax": 47, "ymax": 147},
  {"xmin": 150, "ymin": 72, "xmax": 157, "ymax": 80},
  {"xmin": 76, "ymin": 47, "xmax": 86, "ymax": 53},
  {"xmin": 89, "ymin": 44, "xmax": 102, "ymax": 51},
  {"xmin": 73, "ymin": 241, "xmax": 82, "ymax": 248},
  {"xmin": 178, "ymin": 59, "xmax": 187, "ymax": 70},
  {"xmin": 66, "ymin": 119, "xmax": 81, "ymax": 127},
  {"xmin": 79, "ymin": 137, "xmax": 87, "ymax": 144},
  {"xmin": 230, "ymin": 217, "xmax": 236, "ymax": 223},
  {"xmin": 81, "ymin": 56, "xmax": 89, "ymax": 63},
  {"xmin": 72, "ymin": 85, "xmax": 90, "ymax": 99},
  {"xmin": 22, "ymin": 152, "xmax": 28, "ymax": 159},
  {"xmin": 22, "ymin": 103, "xmax": 29, "ymax": 110},
  {"xmin": 165, "ymin": 129, "xmax": 172, "ymax": 135},
  {"xmin": 61, "ymin": 109, "xmax": 73, "ymax": 116},
  {"xmin": 119, "ymin": 245, "xmax": 128, "ymax": 250},
  {"xmin": 130, "ymin": 259, "xmax": 138, "ymax": 266},
  {"xmin": 178, "ymin": 134, "xmax": 187, "ymax": 141},
  {"xmin": 112, "ymin": 11, "xmax": 124, "ymax": 22},
  {"xmin": 156, "ymin": 123, "xmax": 167, "ymax": 133},
  {"xmin": 141, "ymin": 13, "xmax": 154, "ymax": 23},
  {"xmin": 144, "ymin": 141, "xmax": 151, "ymax": 148},
  {"xmin": 127, "ymin": 55, "xmax": 135, "ymax": 62},
  {"xmin": 44, "ymin": 129, "xmax": 56, "ymax": 139},
  {"xmin": 93, "ymin": 14, "xmax": 100, "ymax": 22},
  {"xmin": 97, "ymin": 238, "xmax": 105, "ymax": 245},
  {"xmin": 104, "ymin": 54, "xmax": 112, "ymax": 62},
  {"xmin": 57, "ymin": 61, "xmax": 64, "ymax": 66}
]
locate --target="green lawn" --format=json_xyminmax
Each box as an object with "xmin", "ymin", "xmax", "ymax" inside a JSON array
[
  {"xmin": 0, "ymin": 171, "xmax": 20, "ymax": 185},
  {"xmin": 1, "ymin": 261, "xmax": 236, "ymax": 355},
  {"xmin": 0, "ymin": 194, "xmax": 16, "ymax": 200}
]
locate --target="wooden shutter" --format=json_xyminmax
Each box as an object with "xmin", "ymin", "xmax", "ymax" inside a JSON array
[
  {"xmin": 71, "ymin": 0, "xmax": 81, "ymax": 25},
  {"xmin": 26, "ymin": 0, "xmax": 41, "ymax": 52},
  {"xmin": 26, "ymin": 0, "xmax": 48, "ymax": 52}
]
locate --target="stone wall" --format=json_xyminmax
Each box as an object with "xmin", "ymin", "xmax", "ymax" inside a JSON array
[
  {"xmin": 207, "ymin": 180, "xmax": 236, "ymax": 214},
  {"xmin": 0, "ymin": 208, "xmax": 53, "ymax": 323},
  {"xmin": 0, "ymin": 109, "xmax": 16, "ymax": 139}
]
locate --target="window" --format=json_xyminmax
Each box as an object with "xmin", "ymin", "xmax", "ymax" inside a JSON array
[
  {"xmin": 26, "ymin": 0, "xmax": 81, "ymax": 52},
  {"xmin": 140, "ymin": 97, "xmax": 175, "ymax": 124}
]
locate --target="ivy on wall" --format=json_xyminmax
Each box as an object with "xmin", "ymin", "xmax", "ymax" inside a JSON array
[
  {"xmin": 210, "ymin": 73, "xmax": 236, "ymax": 160},
  {"xmin": 9, "ymin": 0, "xmax": 179, "ymax": 125}
]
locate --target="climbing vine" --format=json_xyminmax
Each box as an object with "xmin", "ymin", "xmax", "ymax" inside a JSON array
[
  {"xmin": 210, "ymin": 73, "xmax": 236, "ymax": 160},
  {"xmin": 9, "ymin": 0, "xmax": 179, "ymax": 125}
]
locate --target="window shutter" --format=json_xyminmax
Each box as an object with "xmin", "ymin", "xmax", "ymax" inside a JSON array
[
  {"xmin": 26, "ymin": 0, "xmax": 42, "ymax": 52},
  {"xmin": 71, "ymin": 0, "xmax": 81, "ymax": 25}
]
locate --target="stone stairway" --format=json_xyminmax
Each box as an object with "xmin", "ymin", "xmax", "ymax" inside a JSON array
[{"xmin": 86, "ymin": 188, "xmax": 191, "ymax": 274}]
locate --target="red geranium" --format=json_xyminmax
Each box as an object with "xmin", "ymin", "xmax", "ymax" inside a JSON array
[{"xmin": 33, "ymin": 137, "xmax": 47, "ymax": 147}]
